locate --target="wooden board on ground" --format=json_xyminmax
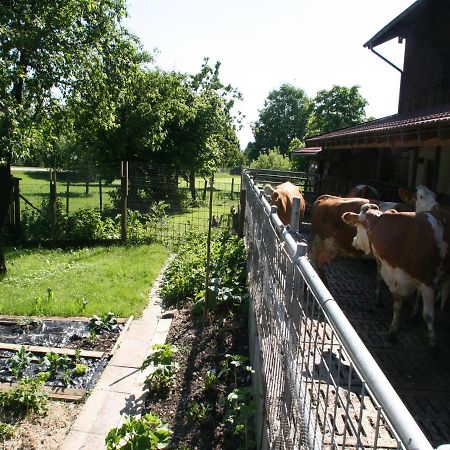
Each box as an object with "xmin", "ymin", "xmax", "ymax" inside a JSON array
[{"xmin": 0, "ymin": 382, "xmax": 86, "ymax": 401}]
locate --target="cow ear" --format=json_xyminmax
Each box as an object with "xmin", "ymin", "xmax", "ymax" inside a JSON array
[
  {"xmin": 342, "ymin": 212, "xmax": 360, "ymax": 226},
  {"xmin": 398, "ymin": 187, "xmax": 415, "ymax": 204},
  {"xmin": 272, "ymin": 191, "xmax": 279, "ymax": 202}
]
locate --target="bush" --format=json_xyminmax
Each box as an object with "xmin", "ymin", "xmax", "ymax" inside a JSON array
[
  {"xmin": 22, "ymin": 200, "xmax": 167, "ymax": 243},
  {"xmin": 250, "ymin": 147, "xmax": 292, "ymax": 171},
  {"xmin": 160, "ymin": 231, "xmax": 247, "ymax": 313}
]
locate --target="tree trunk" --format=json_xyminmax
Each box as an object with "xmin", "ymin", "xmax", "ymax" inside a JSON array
[
  {"xmin": 0, "ymin": 165, "xmax": 13, "ymax": 274},
  {"xmin": 189, "ymin": 171, "xmax": 197, "ymax": 201}
]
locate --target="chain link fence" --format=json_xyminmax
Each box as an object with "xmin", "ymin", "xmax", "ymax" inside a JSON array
[
  {"xmin": 243, "ymin": 170, "xmax": 433, "ymax": 450},
  {"xmin": 9, "ymin": 162, "xmax": 240, "ymax": 247}
]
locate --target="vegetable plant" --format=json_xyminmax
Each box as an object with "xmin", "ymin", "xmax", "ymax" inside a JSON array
[
  {"xmin": 89, "ymin": 312, "xmax": 120, "ymax": 333},
  {"xmin": 187, "ymin": 401, "xmax": 212, "ymax": 423},
  {"xmin": 141, "ymin": 344, "xmax": 179, "ymax": 392},
  {"xmin": 0, "ymin": 374, "xmax": 49, "ymax": 417},
  {"xmin": 105, "ymin": 413, "xmax": 172, "ymax": 449},
  {"xmin": 224, "ymin": 386, "xmax": 256, "ymax": 450},
  {"xmin": 8, "ymin": 346, "xmax": 33, "ymax": 380}
]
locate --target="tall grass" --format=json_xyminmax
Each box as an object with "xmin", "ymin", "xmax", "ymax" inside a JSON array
[{"xmin": 0, "ymin": 245, "xmax": 169, "ymax": 317}]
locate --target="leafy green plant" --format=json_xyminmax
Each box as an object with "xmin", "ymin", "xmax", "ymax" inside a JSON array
[
  {"xmin": 0, "ymin": 422, "xmax": 16, "ymax": 440},
  {"xmin": 8, "ymin": 346, "xmax": 33, "ymax": 380},
  {"xmin": 204, "ymin": 369, "xmax": 220, "ymax": 391},
  {"xmin": 141, "ymin": 344, "xmax": 179, "ymax": 392},
  {"xmin": 73, "ymin": 364, "xmax": 88, "ymax": 376},
  {"xmin": 77, "ymin": 297, "xmax": 89, "ymax": 314},
  {"xmin": 43, "ymin": 352, "xmax": 71, "ymax": 375},
  {"xmin": 141, "ymin": 344, "xmax": 178, "ymax": 369},
  {"xmin": 42, "ymin": 352, "xmax": 77, "ymax": 386},
  {"xmin": 0, "ymin": 375, "xmax": 49, "ymax": 417},
  {"xmin": 161, "ymin": 231, "xmax": 247, "ymax": 313},
  {"xmin": 89, "ymin": 312, "xmax": 119, "ymax": 333},
  {"xmin": 220, "ymin": 354, "xmax": 253, "ymax": 388},
  {"xmin": 224, "ymin": 386, "xmax": 256, "ymax": 450},
  {"xmin": 105, "ymin": 413, "xmax": 172, "ymax": 450},
  {"xmin": 186, "ymin": 401, "xmax": 211, "ymax": 423}
]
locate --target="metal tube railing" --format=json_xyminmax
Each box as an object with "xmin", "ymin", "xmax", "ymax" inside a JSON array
[{"xmin": 244, "ymin": 170, "xmax": 433, "ymax": 450}]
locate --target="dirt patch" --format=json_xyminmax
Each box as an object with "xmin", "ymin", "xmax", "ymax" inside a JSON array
[
  {"xmin": 65, "ymin": 332, "xmax": 119, "ymax": 352},
  {"xmin": 1, "ymin": 400, "xmax": 81, "ymax": 450},
  {"xmin": 144, "ymin": 304, "xmax": 252, "ymax": 449}
]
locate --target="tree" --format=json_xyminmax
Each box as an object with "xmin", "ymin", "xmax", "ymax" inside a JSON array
[
  {"xmin": 250, "ymin": 148, "xmax": 292, "ymax": 171},
  {"xmin": 0, "ymin": 0, "xmax": 137, "ymax": 272},
  {"xmin": 306, "ymin": 85, "xmax": 368, "ymax": 136},
  {"xmin": 248, "ymin": 84, "xmax": 312, "ymax": 161}
]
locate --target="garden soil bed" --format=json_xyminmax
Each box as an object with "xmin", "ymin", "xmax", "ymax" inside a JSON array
[
  {"xmin": 1, "ymin": 400, "xmax": 81, "ymax": 450},
  {"xmin": 144, "ymin": 303, "xmax": 253, "ymax": 450}
]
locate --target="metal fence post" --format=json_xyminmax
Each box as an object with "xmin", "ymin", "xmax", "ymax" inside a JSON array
[
  {"xmin": 204, "ymin": 176, "xmax": 214, "ymax": 318},
  {"xmin": 121, "ymin": 161, "xmax": 128, "ymax": 241},
  {"xmin": 238, "ymin": 170, "xmax": 246, "ymax": 238},
  {"xmin": 290, "ymin": 196, "xmax": 301, "ymax": 233}
]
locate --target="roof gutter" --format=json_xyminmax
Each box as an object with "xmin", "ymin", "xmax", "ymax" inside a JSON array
[{"xmin": 368, "ymin": 44, "xmax": 403, "ymax": 74}]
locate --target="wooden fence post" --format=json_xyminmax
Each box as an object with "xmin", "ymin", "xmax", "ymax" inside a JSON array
[
  {"xmin": 50, "ymin": 169, "xmax": 57, "ymax": 239},
  {"xmin": 230, "ymin": 177, "xmax": 234, "ymax": 200},
  {"xmin": 99, "ymin": 177, "xmax": 103, "ymax": 212},
  {"xmin": 66, "ymin": 177, "xmax": 70, "ymax": 215},
  {"xmin": 12, "ymin": 177, "xmax": 20, "ymax": 234},
  {"xmin": 121, "ymin": 161, "xmax": 128, "ymax": 241},
  {"xmin": 202, "ymin": 179, "xmax": 208, "ymax": 201}
]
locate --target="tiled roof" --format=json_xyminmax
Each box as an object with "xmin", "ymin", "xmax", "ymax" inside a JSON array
[{"xmin": 305, "ymin": 105, "xmax": 450, "ymax": 145}]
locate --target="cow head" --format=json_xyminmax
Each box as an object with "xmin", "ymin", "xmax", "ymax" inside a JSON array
[
  {"xmin": 342, "ymin": 204, "xmax": 380, "ymax": 255},
  {"xmin": 415, "ymin": 185, "xmax": 438, "ymax": 212},
  {"xmin": 398, "ymin": 187, "xmax": 416, "ymax": 208}
]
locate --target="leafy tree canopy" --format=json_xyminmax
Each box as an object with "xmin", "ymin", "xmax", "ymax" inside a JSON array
[
  {"xmin": 249, "ymin": 84, "xmax": 312, "ymax": 160},
  {"xmin": 0, "ymin": 0, "xmax": 139, "ymax": 165},
  {"xmin": 250, "ymin": 147, "xmax": 292, "ymax": 171},
  {"xmin": 306, "ymin": 85, "xmax": 368, "ymax": 136}
]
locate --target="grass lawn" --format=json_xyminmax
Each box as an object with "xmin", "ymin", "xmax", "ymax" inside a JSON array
[
  {"xmin": 0, "ymin": 244, "xmax": 169, "ymax": 317},
  {"xmin": 13, "ymin": 169, "xmax": 119, "ymax": 212}
]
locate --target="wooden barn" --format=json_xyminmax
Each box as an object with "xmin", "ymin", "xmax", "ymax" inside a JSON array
[{"xmin": 304, "ymin": 0, "xmax": 450, "ymax": 202}]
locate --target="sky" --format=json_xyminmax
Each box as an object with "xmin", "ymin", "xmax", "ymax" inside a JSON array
[{"xmin": 124, "ymin": 0, "xmax": 417, "ymax": 149}]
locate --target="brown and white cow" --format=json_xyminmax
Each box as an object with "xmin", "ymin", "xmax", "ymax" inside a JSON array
[
  {"xmin": 309, "ymin": 189, "xmax": 416, "ymax": 284},
  {"xmin": 310, "ymin": 195, "xmax": 370, "ymax": 278},
  {"xmin": 346, "ymin": 184, "xmax": 380, "ymax": 200},
  {"xmin": 264, "ymin": 182, "xmax": 305, "ymax": 226},
  {"xmin": 342, "ymin": 202, "xmax": 450, "ymax": 345}
]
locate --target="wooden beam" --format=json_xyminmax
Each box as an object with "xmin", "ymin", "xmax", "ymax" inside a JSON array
[
  {"xmin": 0, "ymin": 383, "xmax": 86, "ymax": 401},
  {"xmin": 0, "ymin": 343, "xmax": 104, "ymax": 359},
  {"xmin": 109, "ymin": 316, "xmax": 133, "ymax": 356}
]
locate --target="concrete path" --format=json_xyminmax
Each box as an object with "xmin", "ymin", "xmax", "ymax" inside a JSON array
[{"xmin": 61, "ymin": 258, "xmax": 174, "ymax": 450}]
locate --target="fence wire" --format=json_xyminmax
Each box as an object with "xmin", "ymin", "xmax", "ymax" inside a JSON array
[
  {"xmin": 10, "ymin": 163, "xmax": 239, "ymax": 247},
  {"xmin": 243, "ymin": 171, "xmax": 433, "ymax": 450}
]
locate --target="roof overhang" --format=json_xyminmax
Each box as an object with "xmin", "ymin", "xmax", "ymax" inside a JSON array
[
  {"xmin": 364, "ymin": 0, "xmax": 425, "ymax": 49},
  {"xmin": 292, "ymin": 147, "xmax": 322, "ymax": 157},
  {"xmin": 305, "ymin": 106, "xmax": 450, "ymax": 150}
]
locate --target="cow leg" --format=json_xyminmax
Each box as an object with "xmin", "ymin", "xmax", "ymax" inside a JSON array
[
  {"xmin": 440, "ymin": 280, "xmax": 450, "ymax": 311},
  {"xmin": 410, "ymin": 291, "xmax": 422, "ymax": 322},
  {"xmin": 419, "ymin": 285, "xmax": 436, "ymax": 346},
  {"xmin": 387, "ymin": 294, "xmax": 402, "ymax": 339},
  {"xmin": 375, "ymin": 269, "xmax": 384, "ymax": 307}
]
